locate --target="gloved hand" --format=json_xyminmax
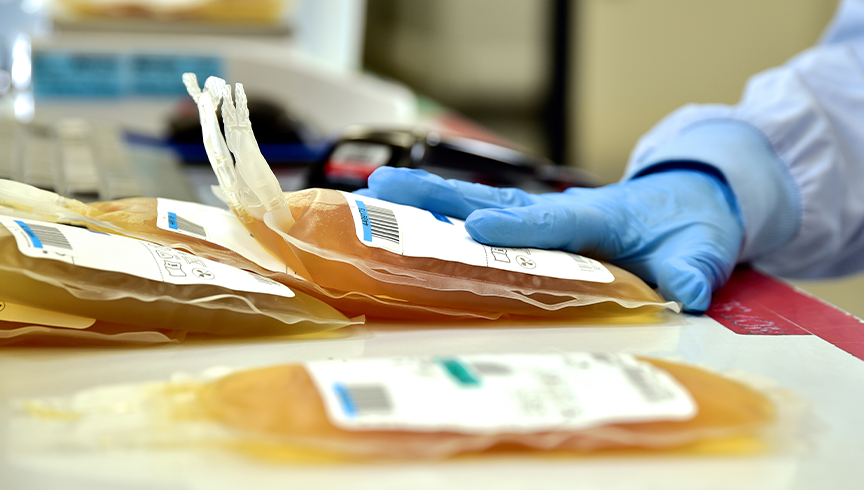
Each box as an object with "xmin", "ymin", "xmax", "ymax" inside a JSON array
[{"xmin": 360, "ymin": 166, "xmax": 744, "ymax": 313}]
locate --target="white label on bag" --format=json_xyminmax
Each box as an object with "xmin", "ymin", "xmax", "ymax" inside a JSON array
[
  {"xmin": 306, "ymin": 353, "xmax": 697, "ymax": 434},
  {"xmin": 0, "ymin": 217, "xmax": 294, "ymax": 298},
  {"xmin": 155, "ymin": 198, "xmax": 290, "ymax": 274},
  {"xmin": 341, "ymin": 192, "xmax": 614, "ymax": 283},
  {"xmin": 0, "ymin": 301, "xmax": 97, "ymax": 329}
]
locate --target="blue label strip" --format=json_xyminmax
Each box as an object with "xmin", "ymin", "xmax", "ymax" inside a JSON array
[
  {"xmin": 355, "ymin": 200, "xmax": 373, "ymax": 242},
  {"xmin": 15, "ymin": 220, "xmax": 43, "ymax": 249},
  {"xmin": 334, "ymin": 383, "xmax": 357, "ymax": 417},
  {"xmin": 168, "ymin": 212, "xmax": 178, "ymax": 230},
  {"xmin": 430, "ymin": 211, "xmax": 453, "ymax": 224}
]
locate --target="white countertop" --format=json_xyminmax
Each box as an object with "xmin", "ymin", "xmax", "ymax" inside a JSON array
[{"xmin": 1, "ymin": 311, "xmax": 863, "ymax": 490}]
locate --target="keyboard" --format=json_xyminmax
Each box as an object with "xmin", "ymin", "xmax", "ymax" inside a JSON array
[{"xmin": 0, "ymin": 118, "xmax": 196, "ymax": 202}]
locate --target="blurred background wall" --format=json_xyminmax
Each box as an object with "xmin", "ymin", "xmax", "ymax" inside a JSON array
[
  {"xmin": 573, "ymin": 0, "xmax": 837, "ymax": 183},
  {"xmin": 364, "ymin": 0, "xmax": 556, "ymax": 161},
  {"xmin": 364, "ymin": 0, "xmax": 838, "ymax": 183}
]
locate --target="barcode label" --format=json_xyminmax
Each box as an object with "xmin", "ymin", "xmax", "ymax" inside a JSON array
[
  {"xmin": 593, "ymin": 353, "xmax": 674, "ymax": 404},
  {"xmin": 16, "ymin": 221, "xmax": 73, "ymax": 250},
  {"xmin": 621, "ymin": 364, "xmax": 675, "ymax": 403},
  {"xmin": 176, "ymin": 215, "xmax": 206, "ymax": 238},
  {"xmin": 570, "ymin": 254, "xmax": 597, "ymax": 273},
  {"xmin": 336, "ymin": 383, "xmax": 393, "ymax": 416},
  {"xmin": 470, "ymin": 361, "xmax": 513, "ymax": 376},
  {"xmin": 365, "ymin": 204, "xmax": 400, "ymax": 244},
  {"xmin": 341, "ymin": 192, "xmax": 617, "ymax": 284},
  {"xmin": 307, "ymin": 354, "xmax": 696, "ymax": 433},
  {"xmin": 168, "ymin": 212, "xmax": 207, "ymax": 239},
  {"xmin": 0, "ymin": 217, "xmax": 295, "ymax": 298},
  {"xmin": 247, "ymin": 271, "xmax": 280, "ymax": 287}
]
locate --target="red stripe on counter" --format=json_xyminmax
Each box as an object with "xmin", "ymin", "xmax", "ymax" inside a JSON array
[{"xmin": 708, "ymin": 267, "xmax": 864, "ymax": 361}]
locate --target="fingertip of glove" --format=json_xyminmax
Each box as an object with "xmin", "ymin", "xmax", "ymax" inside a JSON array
[
  {"xmin": 367, "ymin": 167, "xmax": 445, "ymax": 205},
  {"xmin": 657, "ymin": 257, "xmax": 714, "ymax": 313},
  {"xmin": 464, "ymin": 208, "xmax": 513, "ymax": 244},
  {"xmin": 368, "ymin": 167, "xmax": 434, "ymax": 189}
]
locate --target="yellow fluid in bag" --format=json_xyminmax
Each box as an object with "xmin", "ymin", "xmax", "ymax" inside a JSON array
[
  {"xmin": 168, "ymin": 73, "xmax": 675, "ymax": 319},
  {"xmin": 0, "ymin": 225, "xmax": 353, "ymax": 336},
  {"xmin": 194, "ymin": 358, "xmax": 776, "ymax": 459},
  {"xmin": 75, "ymin": 197, "xmax": 497, "ymax": 321},
  {"xmin": 0, "ymin": 317, "xmax": 186, "ymax": 346},
  {"xmin": 248, "ymin": 188, "xmax": 670, "ymax": 317},
  {"xmin": 2, "ymin": 180, "xmax": 672, "ymax": 320}
]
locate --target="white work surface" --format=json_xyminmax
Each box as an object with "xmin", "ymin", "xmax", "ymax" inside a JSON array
[{"xmin": 1, "ymin": 304, "xmax": 863, "ymax": 490}]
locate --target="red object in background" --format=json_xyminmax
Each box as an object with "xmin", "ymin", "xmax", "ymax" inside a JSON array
[
  {"xmin": 323, "ymin": 159, "xmax": 382, "ymax": 182},
  {"xmin": 309, "ymin": 124, "xmax": 600, "ymax": 193},
  {"xmin": 708, "ymin": 267, "xmax": 864, "ymax": 360}
]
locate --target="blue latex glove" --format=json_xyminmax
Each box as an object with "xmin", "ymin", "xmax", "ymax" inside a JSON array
[{"xmin": 362, "ymin": 166, "xmax": 744, "ymax": 313}]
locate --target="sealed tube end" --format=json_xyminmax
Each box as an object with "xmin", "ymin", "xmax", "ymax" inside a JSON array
[
  {"xmin": 182, "ymin": 73, "xmax": 247, "ymax": 216},
  {"xmin": 222, "ymin": 82, "xmax": 294, "ymax": 230},
  {"xmin": 182, "ymin": 73, "xmax": 201, "ymax": 99}
]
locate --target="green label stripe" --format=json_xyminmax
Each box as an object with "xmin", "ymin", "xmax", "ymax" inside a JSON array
[{"xmin": 437, "ymin": 358, "xmax": 481, "ymax": 387}]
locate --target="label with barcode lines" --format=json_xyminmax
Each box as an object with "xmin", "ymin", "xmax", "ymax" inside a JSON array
[
  {"xmin": 247, "ymin": 271, "xmax": 281, "ymax": 287},
  {"xmin": 306, "ymin": 353, "xmax": 696, "ymax": 434},
  {"xmin": 17, "ymin": 221, "xmax": 73, "ymax": 250},
  {"xmin": 174, "ymin": 214, "xmax": 207, "ymax": 238},
  {"xmin": 620, "ymin": 364, "xmax": 676, "ymax": 403},
  {"xmin": 0, "ymin": 217, "xmax": 295, "ymax": 299},
  {"xmin": 341, "ymin": 192, "xmax": 614, "ymax": 283},
  {"xmin": 155, "ymin": 198, "xmax": 290, "ymax": 274},
  {"xmin": 365, "ymin": 204, "xmax": 400, "ymax": 244},
  {"xmin": 336, "ymin": 383, "xmax": 393, "ymax": 416},
  {"xmin": 570, "ymin": 254, "xmax": 597, "ymax": 273},
  {"xmin": 349, "ymin": 198, "xmax": 402, "ymax": 254},
  {"xmin": 165, "ymin": 211, "xmax": 207, "ymax": 239}
]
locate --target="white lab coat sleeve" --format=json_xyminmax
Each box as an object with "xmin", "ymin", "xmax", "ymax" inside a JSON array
[{"xmin": 623, "ymin": 0, "xmax": 864, "ymax": 279}]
